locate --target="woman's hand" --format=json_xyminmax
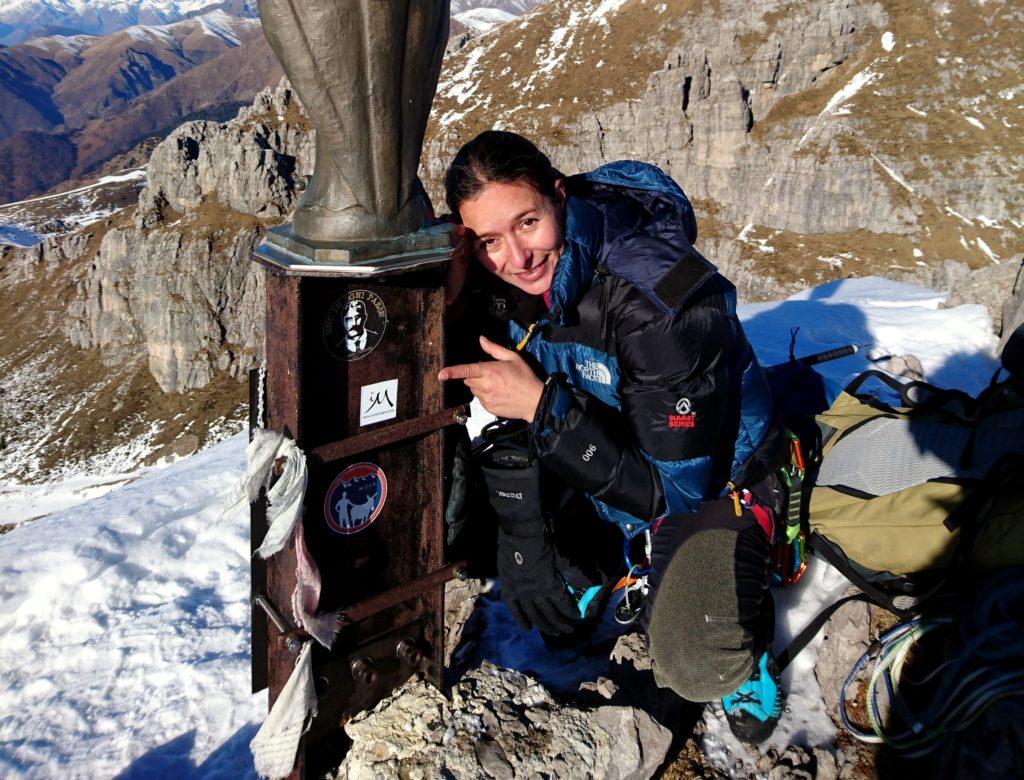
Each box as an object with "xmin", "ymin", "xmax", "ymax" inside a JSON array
[
  {"xmin": 445, "ymin": 224, "xmax": 471, "ymax": 306},
  {"xmin": 438, "ymin": 336, "xmax": 545, "ymax": 421}
]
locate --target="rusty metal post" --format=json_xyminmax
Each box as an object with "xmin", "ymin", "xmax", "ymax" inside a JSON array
[{"xmin": 250, "ymin": 234, "xmax": 469, "ymax": 777}]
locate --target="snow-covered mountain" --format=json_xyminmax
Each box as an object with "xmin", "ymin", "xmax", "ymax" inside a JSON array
[
  {"xmin": 452, "ymin": 7, "xmax": 517, "ymax": 34},
  {"xmin": 0, "ymin": 0, "xmax": 535, "ymax": 47},
  {"xmin": 450, "ymin": 0, "xmax": 542, "ymax": 14},
  {"xmin": 0, "ymin": 9, "xmax": 278, "ymax": 202},
  {"xmin": 0, "ymin": 0, "xmax": 256, "ymax": 45}
]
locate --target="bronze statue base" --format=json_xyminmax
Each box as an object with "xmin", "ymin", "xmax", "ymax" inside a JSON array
[{"xmin": 255, "ymin": 222, "xmax": 453, "ymax": 277}]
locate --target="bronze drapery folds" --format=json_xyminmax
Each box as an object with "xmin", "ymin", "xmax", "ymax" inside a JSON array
[{"xmin": 257, "ymin": 0, "xmax": 450, "ymax": 242}]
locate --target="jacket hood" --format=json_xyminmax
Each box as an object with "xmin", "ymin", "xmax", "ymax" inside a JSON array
[
  {"xmin": 547, "ymin": 160, "xmax": 707, "ymax": 320},
  {"xmin": 548, "ymin": 195, "xmax": 603, "ymax": 321}
]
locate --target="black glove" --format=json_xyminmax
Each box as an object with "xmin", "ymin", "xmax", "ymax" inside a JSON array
[
  {"xmin": 478, "ymin": 426, "xmax": 586, "ymax": 636},
  {"xmin": 496, "ymin": 517, "xmax": 583, "ymax": 636}
]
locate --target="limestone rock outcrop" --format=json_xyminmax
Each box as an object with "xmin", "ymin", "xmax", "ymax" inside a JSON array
[
  {"xmin": 334, "ymin": 661, "xmax": 672, "ymax": 780},
  {"xmin": 139, "ymin": 86, "xmax": 313, "ymax": 221},
  {"xmin": 1001, "ymin": 258, "xmax": 1024, "ymax": 353},
  {"xmin": 66, "ymin": 224, "xmax": 265, "ymax": 392},
  {"xmin": 0, "ymin": 230, "xmax": 93, "ymax": 283},
  {"xmin": 62, "ymin": 80, "xmax": 310, "ymax": 393}
]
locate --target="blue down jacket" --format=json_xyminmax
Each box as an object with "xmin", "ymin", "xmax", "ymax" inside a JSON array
[{"xmin": 486, "ymin": 161, "xmax": 785, "ymax": 539}]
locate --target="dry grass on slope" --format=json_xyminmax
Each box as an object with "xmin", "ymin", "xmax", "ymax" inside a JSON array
[{"xmin": 428, "ymin": 0, "xmax": 703, "ymax": 157}]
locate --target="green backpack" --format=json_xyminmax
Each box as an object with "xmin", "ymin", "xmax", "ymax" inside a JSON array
[{"xmin": 805, "ymin": 369, "xmax": 1024, "ymax": 614}]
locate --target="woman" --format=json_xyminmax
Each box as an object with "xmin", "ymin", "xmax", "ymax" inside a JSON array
[{"xmin": 439, "ymin": 131, "xmax": 787, "ymax": 744}]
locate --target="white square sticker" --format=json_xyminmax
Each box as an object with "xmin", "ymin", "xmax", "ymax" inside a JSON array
[{"xmin": 359, "ymin": 379, "xmax": 398, "ymax": 426}]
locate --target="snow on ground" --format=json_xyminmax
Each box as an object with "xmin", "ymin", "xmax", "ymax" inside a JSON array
[
  {"xmin": 0, "ymin": 220, "xmax": 42, "ymax": 247},
  {"xmin": 2, "ymin": 169, "xmax": 146, "ymax": 210},
  {"xmin": 0, "ymin": 277, "xmax": 1004, "ymax": 777},
  {"xmin": 0, "ymin": 434, "xmax": 264, "ymax": 779},
  {"xmin": 0, "ymin": 472, "xmax": 148, "ymax": 529},
  {"xmin": 740, "ymin": 276, "xmax": 1000, "ymax": 397}
]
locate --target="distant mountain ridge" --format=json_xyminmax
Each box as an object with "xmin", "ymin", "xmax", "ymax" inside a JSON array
[
  {"xmin": 0, "ymin": 0, "xmax": 257, "ymax": 45},
  {"xmin": 450, "ymin": 0, "xmax": 542, "ymax": 14},
  {"xmin": 0, "ymin": 0, "xmax": 534, "ymax": 204},
  {"xmin": 2, "ymin": 0, "xmax": 527, "ymax": 46},
  {"xmin": 0, "ymin": 10, "xmax": 279, "ymax": 202}
]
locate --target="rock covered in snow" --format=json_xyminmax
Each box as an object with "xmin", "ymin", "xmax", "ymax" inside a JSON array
[{"xmin": 335, "ymin": 661, "xmax": 671, "ymax": 779}]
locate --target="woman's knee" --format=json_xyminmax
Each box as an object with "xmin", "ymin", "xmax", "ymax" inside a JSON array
[{"xmin": 645, "ymin": 525, "xmax": 771, "ymax": 701}]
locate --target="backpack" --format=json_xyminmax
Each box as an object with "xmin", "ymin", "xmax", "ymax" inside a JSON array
[
  {"xmin": 772, "ymin": 327, "xmax": 1024, "ymax": 672},
  {"xmin": 805, "ymin": 353, "xmax": 1024, "ymax": 615}
]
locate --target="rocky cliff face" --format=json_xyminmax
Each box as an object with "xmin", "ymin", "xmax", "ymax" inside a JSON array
[
  {"xmin": 0, "ymin": 81, "xmax": 310, "ymax": 482},
  {"xmin": 62, "ymin": 82, "xmax": 312, "ymax": 394},
  {"xmin": 425, "ymin": 0, "xmax": 1023, "ymax": 290}
]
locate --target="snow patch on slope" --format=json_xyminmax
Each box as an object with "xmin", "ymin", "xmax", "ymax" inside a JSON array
[
  {"xmin": 589, "ymin": 0, "xmax": 630, "ymax": 24},
  {"xmin": 196, "ymin": 9, "xmax": 250, "ymax": 46},
  {"xmin": 799, "ymin": 67, "xmax": 881, "ymax": 147},
  {"xmin": 0, "ymin": 168, "xmax": 146, "ymax": 247},
  {"xmin": 0, "ymin": 434, "xmax": 264, "ymax": 777},
  {"xmin": 453, "ymin": 7, "xmax": 516, "ymax": 33},
  {"xmin": 124, "ymin": 23, "xmax": 174, "ymax": 45}
]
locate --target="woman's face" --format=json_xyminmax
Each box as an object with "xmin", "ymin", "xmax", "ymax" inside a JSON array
[{"xmin": 458, "ymin": 179, "xmax": 566, "ymax": 297}]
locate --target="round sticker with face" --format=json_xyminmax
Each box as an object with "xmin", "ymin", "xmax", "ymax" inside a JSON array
[
  {"xmin": 323, "ymin": 290, "xmax": 388, "ymax": 362},
  {"xmin": 324, "ymin": 462, "xmax": 388, "ymax": 535}
]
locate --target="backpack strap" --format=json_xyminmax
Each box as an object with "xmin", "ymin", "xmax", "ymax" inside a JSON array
[
  {"xmin": 805, "ymin": 532, "xmax": 922, "ymax": 616},
  {"xmin": 844, "ymin": 370, "xmax": 981, "ymax": 420}
]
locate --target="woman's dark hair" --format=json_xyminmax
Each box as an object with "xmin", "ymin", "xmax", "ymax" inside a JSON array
[{"xmin": 444, "ymin": 130, "xmax": 563, "ymax": 221}]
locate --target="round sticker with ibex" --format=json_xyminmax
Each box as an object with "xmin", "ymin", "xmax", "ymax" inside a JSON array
[{"xmin": 323, "ymin": 290, "xmax": 388, "ymax": 362}]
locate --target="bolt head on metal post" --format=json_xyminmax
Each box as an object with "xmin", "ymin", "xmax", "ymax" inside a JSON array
[
  {"xmin": 350, "ymin": 657, "xmax": 378, "ymax": 686},
  {"xmin": 395, "ymin": 637, "xmax": 423, "ymax": 667}
]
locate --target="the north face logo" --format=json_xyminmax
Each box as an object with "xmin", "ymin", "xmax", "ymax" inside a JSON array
[{"xmin": 576, "ymin": 360, "xmax": 612, "ymax": 385}]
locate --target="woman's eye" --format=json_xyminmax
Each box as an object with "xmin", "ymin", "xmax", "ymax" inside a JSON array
[{"xmin": 521, "ymin": 218, "xmax": 538, "ymax": 229}]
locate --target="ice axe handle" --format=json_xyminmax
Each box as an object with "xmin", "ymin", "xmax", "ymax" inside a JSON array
[{"xmin": 797, "ymin": 344, "xmax": 857, "ymax": 366}]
